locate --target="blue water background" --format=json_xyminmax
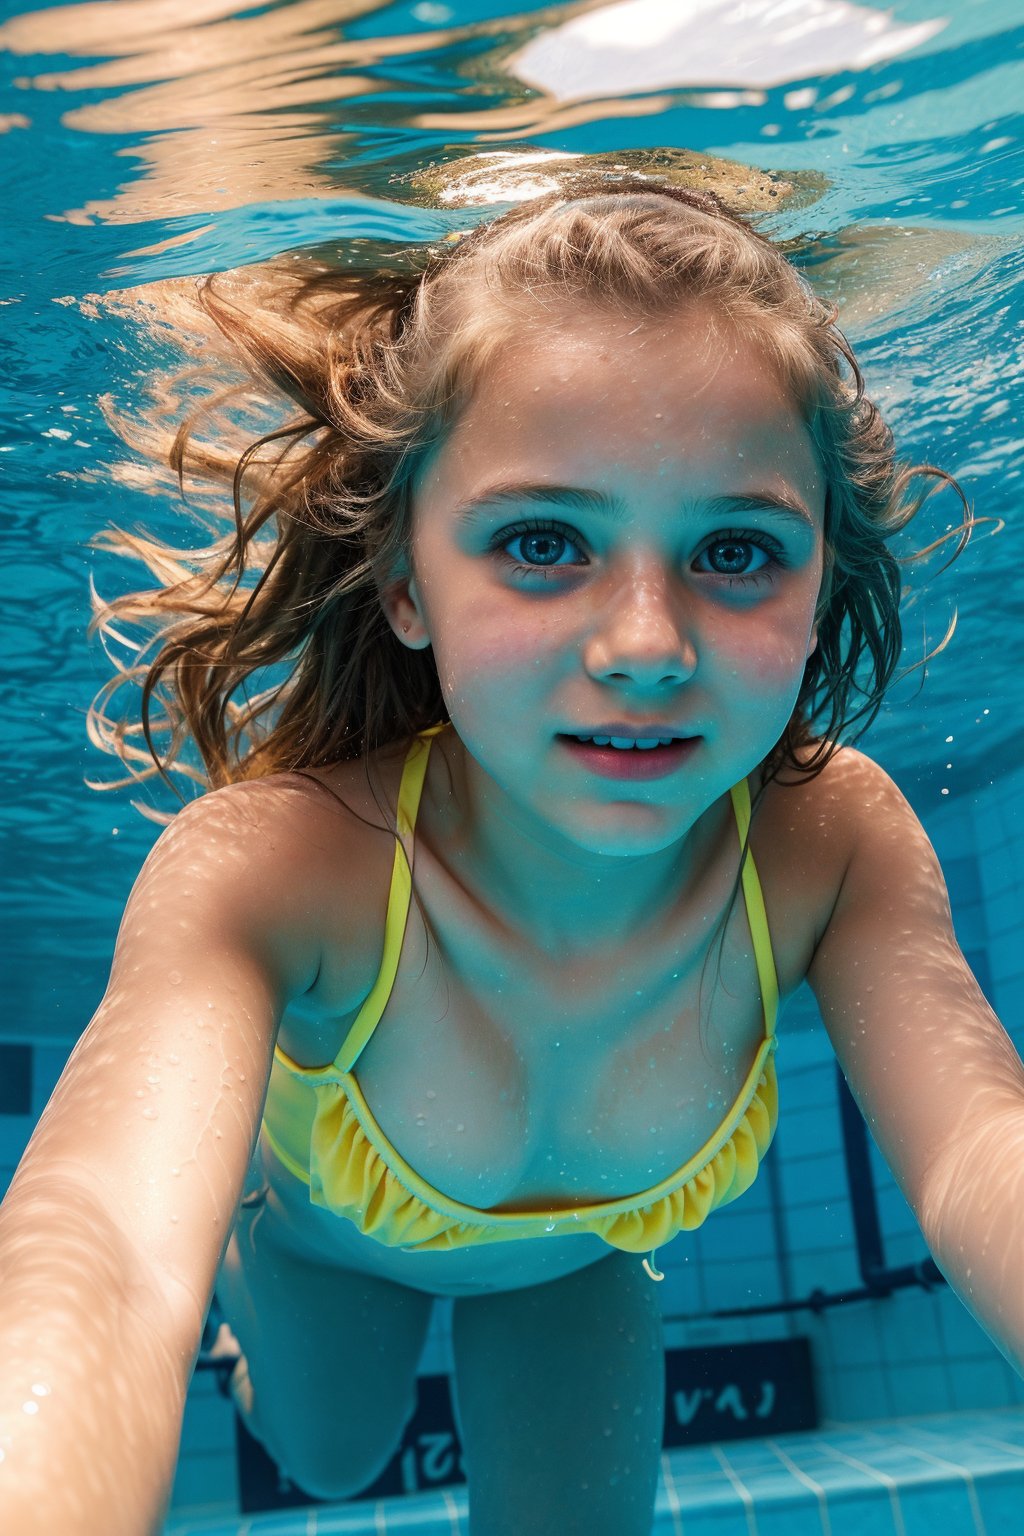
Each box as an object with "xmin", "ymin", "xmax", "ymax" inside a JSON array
[{"xmin": 0, "ymin": 0, "xmax": 1021, "ymax": 1032}]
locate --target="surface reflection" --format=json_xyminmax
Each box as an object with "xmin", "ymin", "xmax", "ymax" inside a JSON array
[{"xmin": 0, "ymin": 0, "xmax": 951, "ymax": 226}]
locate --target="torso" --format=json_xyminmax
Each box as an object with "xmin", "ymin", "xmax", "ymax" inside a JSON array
[{"xmin": 252, "ymin": 731, "xmax": 850, "ymax": 1294}]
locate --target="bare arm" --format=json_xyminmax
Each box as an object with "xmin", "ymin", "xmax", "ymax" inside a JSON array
[
  {"xmin": 807, "ymin": 750, "xmax": 1024, "ymax": 1375},
  {"xmin": 0, "ymin": 777, "xmax": 323, "ymax": 1535}
]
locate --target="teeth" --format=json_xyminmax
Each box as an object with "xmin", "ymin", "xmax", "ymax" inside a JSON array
[{"xmin": 573, "ymin": 734, "xmax": 674, "ymax": 750}]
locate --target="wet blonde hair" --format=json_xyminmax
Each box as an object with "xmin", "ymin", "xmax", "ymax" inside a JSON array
[{"xmin": 88, "ymin": 178, "xmax": 971, "ymax": 818}]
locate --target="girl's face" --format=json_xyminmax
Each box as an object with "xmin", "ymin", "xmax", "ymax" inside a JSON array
[{"xmin": 392, "ymin": 305, "xmax": 825, "ymax": 859}]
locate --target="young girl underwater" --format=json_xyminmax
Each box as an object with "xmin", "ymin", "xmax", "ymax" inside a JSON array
[{"xmin": 3, "ymin": 173, "xmax": 1024, "ymax": 1536}]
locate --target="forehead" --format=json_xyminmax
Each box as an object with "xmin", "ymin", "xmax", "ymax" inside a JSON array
[{"xmin": 427, "ymin": 305, "xmax": 821, "ymax": 503}]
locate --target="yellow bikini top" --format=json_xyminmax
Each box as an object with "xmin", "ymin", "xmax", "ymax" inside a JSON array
[{"xmin": 261, "ymin": 724, "xmax": 780, "ymax": 1278}]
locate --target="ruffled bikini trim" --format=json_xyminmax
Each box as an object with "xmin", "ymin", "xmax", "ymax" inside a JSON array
[{"xmin": 297, "ymin": 1048, "xmax": 779, "ymax": 1255}]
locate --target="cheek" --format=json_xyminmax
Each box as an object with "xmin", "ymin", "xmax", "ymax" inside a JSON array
[
  {"xmin": 430, "ymin": 608, "xmax": 549, "ymax": 705},
  {"xmin": 717, "ymin": 615, "xmax": 811, "ymax": 692}
]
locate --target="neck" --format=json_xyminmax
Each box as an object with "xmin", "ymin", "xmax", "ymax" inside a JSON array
[{"xmin": 426, "ymin": 731, "xmax": 733, "ymax": 956}]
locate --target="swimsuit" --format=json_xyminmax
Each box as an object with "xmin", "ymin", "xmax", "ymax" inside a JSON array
[{"xmin": 260, "ymin": 724, "xmax": 779, "ymax": 1279}]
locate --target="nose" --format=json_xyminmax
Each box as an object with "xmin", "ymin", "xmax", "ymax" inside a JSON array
[{"xmin": 582, "ymin": 565, "xmax": 698, "ymax": 689}]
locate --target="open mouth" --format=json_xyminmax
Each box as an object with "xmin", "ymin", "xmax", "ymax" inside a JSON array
[{"xmin": 557, "ymin": 734, "xmax": 700, "ymax": 780}]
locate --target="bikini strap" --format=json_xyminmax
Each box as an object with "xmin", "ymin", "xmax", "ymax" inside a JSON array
[
  {"xmin": 727, "ymin": 776, "xmax": 780, "ymax": 1041},
  {"xmin": 333, "ymin": 724, "xmax": 447, "ymax": 1073}
]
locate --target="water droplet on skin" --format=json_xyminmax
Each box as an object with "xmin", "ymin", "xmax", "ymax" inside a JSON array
[
  {"xmin": 31, "ymin": 1383, "xmax": 50, "ymax": 1397},
  {"xmin": 147, "ymin": 1074, "xmax": 160, "ymax": 1085},
  {"xmin": 22, "ymin": 1402, "xmax": 39, "ymax": 1416},
  {"xmin": 168, "ymin": 970, "xmax": 182, "ymax": 985},
  {"xmin": 167, "ymin": 1053, "xmax": 180, "ymax": 1065},
  {"xmin": 426, "ymin": 1089, "xmax": 436, "ymax": 1100},
  {"xmin": 456, "ymin": 1123, "xmax": 465, "ymax": 1133},
  {"xmin": 142, "ymin": 1107, "xmax": 157, "ymax": 1120},
  {"xmin": 545, "ymin": 1221, "xmax": 556, "ymax": 1232},
  {"xmin": 415, "ymin": 1114, "xmax": 426, "ymax": 1126}
]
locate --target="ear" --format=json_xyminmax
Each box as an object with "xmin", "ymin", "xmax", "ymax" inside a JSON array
[
  {"xmin": 379, "ymin": 572, "xmax": 432, "ymax": 650},
  {"xmin": 807, "ymin": 622, "xmax": 818, "ymax": 660}
]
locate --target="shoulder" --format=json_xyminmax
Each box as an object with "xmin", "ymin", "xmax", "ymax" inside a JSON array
[
  {"xmin": 736, "ymin": 746, "xmax": 921, "ymax": 989},
  {"xmin": 798, "ymin": 743, "xmax": 955, "ymax": 990},
  {"xmin": 173, "ymin": 745, "xmax": 407, "ymax": 861},
  {"xmin": 750, "ymin": 742, "xmax": 892, "ymax": 959},
  {"xmin": 161, "ymin": 750, "xmax": 406, "ymax": 1012},
  {"xmin": 756, "ymin": 739, "xmax": 912, "ymax": 850}
]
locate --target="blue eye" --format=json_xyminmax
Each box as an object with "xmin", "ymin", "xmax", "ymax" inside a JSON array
[
  {"xmin": 697, "ymin": 536, "xmax": 779, "ymax": 582},
  {"xmin": 490, "ymin": 521, "xmax": 787, "ymax": 587},
  {"xmin": 496, "ymin": 520, "xmax": 586, "ymax": 573}
]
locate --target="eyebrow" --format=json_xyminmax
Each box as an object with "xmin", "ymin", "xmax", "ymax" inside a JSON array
[{"xmin": 452, "ymin": 483, "xmax": 817, "ymax": 533}]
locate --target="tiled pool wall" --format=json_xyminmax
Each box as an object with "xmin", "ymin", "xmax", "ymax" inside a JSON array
[{"xmin": 2, "ymin": 761, "xmax": 1023, "ymax": 1522}]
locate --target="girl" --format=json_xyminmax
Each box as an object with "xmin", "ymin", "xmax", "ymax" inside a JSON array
[{"xmin": 3, "ymin": 175, "xmax": 1024, "ymax": 1536}]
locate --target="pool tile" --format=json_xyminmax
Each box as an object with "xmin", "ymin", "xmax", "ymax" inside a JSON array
[{"xmin": 164, "ymin": 1406, "xmax": 1024, "ymax": 1536}]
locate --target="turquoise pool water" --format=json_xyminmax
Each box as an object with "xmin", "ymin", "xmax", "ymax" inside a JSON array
[
  {"xmin": 2, "ymin": 2, "xmax": 1023, "ymax": 1533},
  {"xmin": 2, "ymin": 0, "xmax": 1021, "ymax": 1025}
]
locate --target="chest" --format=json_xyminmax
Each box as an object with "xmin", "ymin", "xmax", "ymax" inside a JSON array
[{"xmin": 277, "ymin": 779, "xmax": 827, "ymax": 1212}]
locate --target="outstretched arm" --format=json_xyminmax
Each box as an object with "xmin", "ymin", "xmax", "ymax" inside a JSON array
[
  {"xmin": 0, "ymin": 778, "xmax": 321, "ymax": 1536},
  {"xmin": 806, "ymin": 750, "xmax": 1024, "ymax": 1376}
]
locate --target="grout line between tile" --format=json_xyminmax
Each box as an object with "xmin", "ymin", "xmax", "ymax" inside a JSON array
[
  {"xmin": 899, "ymin": 1448, "xmax": 987, "ymax": 1536},
  {"xmin": 710, "ymin": 1446, "xmax": 759, "ymax": 1536},
  {"xmin": 441, "ymin": 1487, "xmax": 464, "ymax": 1534},
  {"xmin": 659, "ymin": 1452, "xmax": 686, "ymax": 1536},
  {"xmin": 763, "ymin": 1440, "xmax": 832, "ymax": 1536},
  {"xmin": 975, "ymin": 1433, "xmax": 1024, "ymax": 1459},
  {"xmin": 812, "ymin": 1439, "xmax": 907, "ymax": 1536}
]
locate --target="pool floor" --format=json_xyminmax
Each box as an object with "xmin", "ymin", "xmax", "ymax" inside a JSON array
[{"xmin": 164, "ymin": 1404, "xmax": 1024, "ymax": 1535}]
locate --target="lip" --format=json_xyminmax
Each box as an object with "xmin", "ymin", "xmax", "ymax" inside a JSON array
[{"xmin": 557, "ymin": 734, "xmax": 700, "ymax": 781}]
